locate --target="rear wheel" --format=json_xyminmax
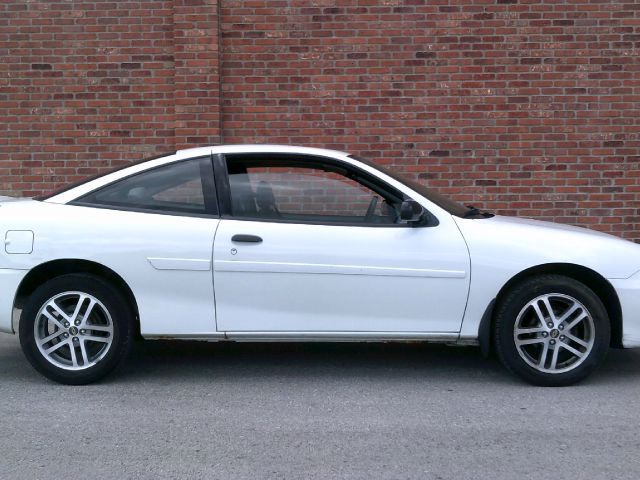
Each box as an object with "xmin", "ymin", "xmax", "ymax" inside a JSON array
[
  {"xmin": 19, "ymin": 274, "xmax": 134, "ymax": 384},
  {"xmin": 494, "ymin": 275, "xmax": 610, "ymax": 386}
]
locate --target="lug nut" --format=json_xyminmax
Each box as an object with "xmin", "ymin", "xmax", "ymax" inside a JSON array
[
  {"xmin": 64, "ymin": 333, "xmax": 69, "ymax": 338},
  {"xmin": 64, "ymin": 322, "xmax": 70, "ymax": 328},
  {"xmin": 73, "ymin": 337, "xmax": 79, "ymax": 343},
  {"xmin": 559, "ymin": 325, "xmax": 564, "ymax": 330},
  {"xmin": 542, "ymin": 332, "xmax": 548, "ymax": 338},
  {"xmin": 550, "ymin": 339, "xmax": 556, "ymax": 345},
  {"xmin": 547, "ymin": 322, "xmax": 554, "ymax": 328},
  {"xmin": 560, "ymin": 335, "xmax": 565, "ymax": 341},
  {"xmin": 80, "ymin": 329, "xmax": 86, "ymax": 334},
  {"xmin": 74, "ymin": 320, "xmax": 81, "ymax": 326}
]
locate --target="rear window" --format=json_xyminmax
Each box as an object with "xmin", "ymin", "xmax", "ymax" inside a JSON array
[
  {"xmin": 37, "ymin": 152, "xmax": 176, "ymax": 201},
  {"xmin": 73, "ymin": 157, "xmax": 216, "ymax": 216}
]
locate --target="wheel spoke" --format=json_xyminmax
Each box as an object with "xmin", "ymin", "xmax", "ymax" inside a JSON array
[
  {"xmin": 38, "ymin": 330, "xmax": 64, "ymax": 345},
  {"xmin": 79, "ymin": 340, "xmax": 90, "ymax": 366},
  {"xmin": 44, "ymin": 339, "xmax": 69, "ymax": 355},
  {"xmin": 80, "ymin": 299, "xmax": 97, "ymax": 326},
  {"xmin": 68, "ymin": 294, "xmax": 87, "ymax": 324},
  {"xmin": 549, "ymin": 345, "xmax": 560, "ymax": 370},
  {"xmin": 46, "ymin": 299, "xmax": 70, "ymax": 321},
  {"xmin": 564, "ymin": 333, "xmax": 589, "ymax": 349},
  {"xmin": 85, "ymin": 324, "xmax": 112, "ymax": 333},
  {"xmin": 69, "ymin": 342, "xmax": 78, "ymax": 368},
  {"xmin": 564, "ymin": 311, "xmax": 588, "ymax": 331},
  {"xmin": 83, "ymin": 334, "xmax": 110, "ymax": 344},
  {"xmin": 41, "ymin": 310, "xmax": 66, "ymax": 331},
  {"xmin": 538, "ymin": 342, "xmax": 550, "ymax": 368},
  {"xmin": 515, "ymin": 327, "xmax": 546, "ymax": 336},
  {"xmin": 516, "ymin": 338, "xmax": 545, "ymax": 347},
  {"xmin": 541, "ymin": 297, "xmax": 558, "ymax": 323},
  {"xmin": 559, "ymin": 342, "xmax": 585, "ymax": 358},
  {"xmin": 558, "ymin": 302, "xmax": 580, "ymax": 323},
  {"xmin": 531, "ymin": 301, "xmax": 547, "ymax": 326}
]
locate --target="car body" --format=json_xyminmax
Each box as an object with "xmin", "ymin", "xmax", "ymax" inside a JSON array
[{"xmin": 3, "ymin": 145, "xmax": 640, "ymax": 385}]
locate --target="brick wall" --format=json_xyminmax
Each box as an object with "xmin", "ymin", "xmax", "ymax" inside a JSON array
[
  {"xmin": 0, "ymin": 0, "xmax": 220, "ymax": 196},
  {"xmin": 0, "ymin": 1, "xmax": 178, "ymax": 194},
  {"xmin": 1, "ymin": 1, "xmax": 639, "ymax": 240}
]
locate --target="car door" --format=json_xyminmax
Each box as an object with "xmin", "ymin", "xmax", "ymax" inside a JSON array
[{"xmin": 212, "ymin": 152, "xmax": 471, "ymax": 334}]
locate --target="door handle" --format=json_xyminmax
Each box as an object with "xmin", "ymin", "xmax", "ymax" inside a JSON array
[{"xmin": 231, "ymin": 234, "xmax": 263, "ymax": 243}]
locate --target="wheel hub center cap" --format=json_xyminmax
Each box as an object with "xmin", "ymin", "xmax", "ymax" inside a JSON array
[
  {"xmin": 69, "ymin": 326, "xmax": 79, "ymax": 335},
  {"xmin": 550, "ymin": 329, "xmax": 560, "ymax": 339}
]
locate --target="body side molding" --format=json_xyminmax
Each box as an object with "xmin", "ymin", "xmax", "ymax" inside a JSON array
[
  {"xmin": 147, "ymin": 257, "xmax": 211, "ymax": 271},
  {"xmin": 214, "ymin": 260, "xmax": 467, "ymax": 278}
]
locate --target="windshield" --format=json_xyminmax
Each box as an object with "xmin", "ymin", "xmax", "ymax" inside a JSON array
[{"xmin": 349, "ymin": 155, "xmax": 470, "ymax": 217}]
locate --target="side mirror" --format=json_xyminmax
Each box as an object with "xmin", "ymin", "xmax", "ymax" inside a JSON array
[{"xmin": 399, "ymin": 200, "xmax": 425, "ymax": 223}]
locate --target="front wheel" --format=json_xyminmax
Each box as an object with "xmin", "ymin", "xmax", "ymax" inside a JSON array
[
  {"xmin": 494, "ymin": 275, "xmax": 610, "ymax": 386},
  {"xmin": 19, "ymin": 274, "xmax": 134, "ymax": 385}
]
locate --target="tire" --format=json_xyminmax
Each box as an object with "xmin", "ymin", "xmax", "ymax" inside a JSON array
[
  {"xmin": 19, "ymin": 273, "xmax": 134, "ymax": 385},
  {"xmin": 494, "ymin": 274, "xmax": 610, "ymax": 387}
]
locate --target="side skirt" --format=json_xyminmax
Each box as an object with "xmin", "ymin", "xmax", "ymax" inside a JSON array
[{"xmin": 143, "ymin": 331, "xmax": 472, "ymax": 344}]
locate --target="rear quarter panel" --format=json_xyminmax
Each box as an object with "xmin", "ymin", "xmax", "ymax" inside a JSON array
[{"xmin": 0, "ymin": 200, "xmax": 219, "ymax": 336}]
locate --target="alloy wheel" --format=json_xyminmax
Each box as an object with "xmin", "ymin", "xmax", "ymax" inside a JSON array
[
  {"xmin": 33, "ymin": 291, "xmax": 114, "ymax": 371},
  {"xmin": 513, "ymin": 293, "xmax": 595, "ymax": 374}
]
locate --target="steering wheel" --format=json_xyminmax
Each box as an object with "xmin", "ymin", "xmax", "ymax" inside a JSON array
[{"xmin": 365, "ymin": 196, "xmax": 378, "ymax": 221}]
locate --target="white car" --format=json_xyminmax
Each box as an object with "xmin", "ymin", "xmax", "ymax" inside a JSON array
[{"xmin": 2, "ymin": 145, "xmax": 639, "ymax": 386}]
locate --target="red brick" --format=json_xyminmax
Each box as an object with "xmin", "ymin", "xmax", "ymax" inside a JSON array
[{"xmin": 1, "ymin": 0, "xmax": 639, "ymax": 240}]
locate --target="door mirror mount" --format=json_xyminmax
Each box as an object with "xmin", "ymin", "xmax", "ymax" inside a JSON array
[{"xmin": 399, "ymin": 200, "xmax": 425, "ymax": 224}]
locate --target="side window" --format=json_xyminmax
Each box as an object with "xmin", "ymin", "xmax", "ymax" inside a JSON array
[
  {"xmin": 225, "ymin": 156, "xmax": 403, "ymax": 224},
  {"xmin": 77, "ymin": 157, "xmax": 216, "ymax": 216}
]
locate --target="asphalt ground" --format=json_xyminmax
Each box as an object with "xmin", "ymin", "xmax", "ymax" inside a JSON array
[{"xmin": 1, "ymin": 333, "xmax": 640, "ymax": 479}]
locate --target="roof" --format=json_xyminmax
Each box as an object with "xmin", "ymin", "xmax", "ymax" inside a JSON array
[
  {"xmin": 44, "ymin": 144, "xmax": 351, "ymax": 204},
  {"xmin": 173, "ymin": 144, "xmax": 351, "ymax": 161}
]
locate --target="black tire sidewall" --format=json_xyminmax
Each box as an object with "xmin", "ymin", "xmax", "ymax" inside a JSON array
[
  {"xmin": 19, "ymin": 274, "xmax": 133, "ymax": 385},
  {"xmin": 494, "ymin": 275, "xmax": 610, "ymax": 387}
]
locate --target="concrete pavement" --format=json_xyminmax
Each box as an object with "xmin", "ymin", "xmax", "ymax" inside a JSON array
[{"xmin": 1, "ymin": 334, "xmax": 640, "ymax": 479}]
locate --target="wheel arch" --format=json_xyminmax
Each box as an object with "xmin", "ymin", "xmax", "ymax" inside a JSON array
[
  {"xmin": 478, "ymin": 263, "xmax": 623, "ymax": 356},
  {"xmin": 14, "ymin": 259, "xmax": 140, "ymax": 337}
]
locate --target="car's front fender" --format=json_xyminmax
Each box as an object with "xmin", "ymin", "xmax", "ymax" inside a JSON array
[{"xmin": 455, "ymin": 215, "xmax": 640, "ymax": 343}]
